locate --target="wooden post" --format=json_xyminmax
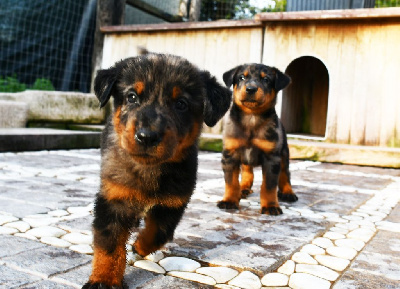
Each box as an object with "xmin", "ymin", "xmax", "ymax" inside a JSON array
[
  {"xmin": 189, "ymin": 0, "xmax": 201, "ymax": 21},
  {"xmin": 179, "ymin": 0, "xmax": 201, "ymax": 21},
  {"xmin": 90, "ymin": 0, "xmax": 125, "ymax": 93}
]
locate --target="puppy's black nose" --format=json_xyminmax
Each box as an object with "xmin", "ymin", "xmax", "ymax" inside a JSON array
[
  {"xmin": 246, "ymin": 86, "xmax": 258, "ymax": 94},
  {"xmin": 135, "ymin": 129, "xmax": 161, "ymax": 147}
]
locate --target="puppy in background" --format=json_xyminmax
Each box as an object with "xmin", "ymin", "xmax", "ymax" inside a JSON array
[
  {"xmin": 83, "ymin": 53, "xmax": 231, "ymax": 289},
  {"xmin": 218, "ymin": 63, "xmax": 298, "ymax": 215}
]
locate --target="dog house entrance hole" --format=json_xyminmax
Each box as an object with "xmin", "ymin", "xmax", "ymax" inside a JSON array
[{"xmin": 281, "ymin": 56, "xmax": 329, "ymax": 137}]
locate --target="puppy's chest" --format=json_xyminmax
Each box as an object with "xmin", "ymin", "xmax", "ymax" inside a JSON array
[
  {"xmin": 242, "ymin": 114, "xmax": 263, "ymax": 133},
  {"xmin": 224, "ymin": 113, "xmax": 281, "ymax": 165},
  {"xmin": 239, "ymin": 114, "xmax": 278, "ymax": 142},
  {"xmin": 101, "ymin": 148, "xmax": 196, "ymax": 206}
]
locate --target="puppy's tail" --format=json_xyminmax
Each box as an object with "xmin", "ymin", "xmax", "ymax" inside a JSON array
[{"xmin": 137, "ymin": 46, "xmax": 149, "ymax": 56}]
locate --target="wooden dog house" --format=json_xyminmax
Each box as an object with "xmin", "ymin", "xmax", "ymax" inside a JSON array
[
  {"xmin": 257, "ymin": 8, "xmax": 400, "ymax": 147},
  {"xmin": 99, "ymin": 7, "xmax": 400, "ymax": 166}
]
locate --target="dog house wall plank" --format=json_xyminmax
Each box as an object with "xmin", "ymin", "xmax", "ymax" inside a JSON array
[
  {"xmin": 378, "ymin": 23, "xmax": 400, "ymax": 147},
  {"xmin": 323, "ymin": 24, "xmax": 343, "ymax": 142},
  {"xmin": 360, "ymin": 23, "xmax": 383, "ymax": 146},
  {"xmin": 335, "ymin": 23, "xmax": 358, "ymax": 144}
]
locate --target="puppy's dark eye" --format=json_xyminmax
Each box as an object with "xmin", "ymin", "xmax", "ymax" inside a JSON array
[
  {"xmin": 175, "ymin": 98, "xmax": 188, "ymax": 111},
  {"xmin": 127, "ymin": 92, "xmax": 139, "ymax": 105},
  {"xmin": 239, "ymin": 75, "xmax": 246, "ymax": 81},
  {"xmin": 262, "ymin": 77, "xmax": 270, "ymax": 83}
]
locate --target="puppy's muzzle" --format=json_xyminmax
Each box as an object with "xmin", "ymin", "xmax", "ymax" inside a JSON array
[{"xmin": 135, "ymin": 128, "xmax": 162, "ymax": 147}]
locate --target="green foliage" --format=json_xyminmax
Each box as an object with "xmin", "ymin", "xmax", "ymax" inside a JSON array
[
  {"xmin": 375, "ymin": 0, "xmax": 400, "ymax": 7},
  {"xmin": 31, "ymin": 78, "xmax": 55, "ymax": 91},
  {"xmin": 200, "ymin": 0, "xmax": 286, "ymax": 21},
  {"xmin": 238, "ymin": 0, "xmax": 287, "ymax": 16},
  {"xmin": 0, "ymin": 75, "xmax": 55, "ymax": 92},
  {"xmin": 199, "ymin": 138, "xmax": 223, "ymax": 152},
  {"xmin": 0, "ymin": 75, "xmax": 26, "ymax": 92}
]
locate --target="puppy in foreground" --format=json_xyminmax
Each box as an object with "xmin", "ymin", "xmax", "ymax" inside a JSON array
[
  {"xmin": 218, "ymin": 63, "xmax": 298, "ymax": 215},
  {"xmin": 83, "ymin": 53, "xmax": 231, "ymax": 288}
]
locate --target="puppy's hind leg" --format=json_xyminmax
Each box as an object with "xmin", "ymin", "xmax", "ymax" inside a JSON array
[{"xmin": 278, "ymin": 142, "xmax": 298, "ymax": 202}]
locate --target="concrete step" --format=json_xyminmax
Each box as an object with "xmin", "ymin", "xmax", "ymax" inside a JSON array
[{"xmin": 0, "ymin": 128, "xmax": 100, "ymax": 152}]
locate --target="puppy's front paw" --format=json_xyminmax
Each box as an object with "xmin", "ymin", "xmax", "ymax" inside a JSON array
[
  {"xmin": 261, "ymin": 206, "xmax": 283, "ymax": 215},
  {"xmin": 82, "ymin": 281, "xmax": 127, "ymax": 289},
  {"xmin": 217, "ymin": 200, "xmax": 239, "ymax": 210},
  {"xmin": 278, "ymin": 191, "xmax": 298, "ymax": 202}
]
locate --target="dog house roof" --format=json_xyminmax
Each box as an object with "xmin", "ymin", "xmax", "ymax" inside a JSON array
[{"xmin": 255, "ymin": 7, "xmax": 400, "ymax": 22}]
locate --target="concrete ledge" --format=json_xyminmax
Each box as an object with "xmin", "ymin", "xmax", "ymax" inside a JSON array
[
  {"xmin": 0, "ymin": 91, "xmax": 105, "ymax": 124},
  {"xmin": 199, "ymin": 134, "xmax": 400, "ymax": 168},
  {"xmin": 289, "ymin": 140, "xmax": 400, "ymax": 168},
  {"xmin": 0, "ymin": 128, "xmax": 100, "ymax": 152},
  {"xmin": 0, "ymin": 100, "xmax": 29, "ymax": 128}
]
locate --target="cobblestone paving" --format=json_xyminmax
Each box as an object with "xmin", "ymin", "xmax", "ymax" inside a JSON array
[{"xmin": 0, "ymin": 149, "xmax": 399, "ymax": 288}]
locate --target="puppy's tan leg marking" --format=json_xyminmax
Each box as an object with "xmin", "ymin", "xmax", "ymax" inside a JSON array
[
  {"xmin": 240, "ymin": 164, "xmax": 254, "ymax": 198},
  {"xmin": 218, "ymin": 166, "xmax": 241, "ymax": 209},
  {"xmin": 278, "ymin": 159, "xmax": 298, "ymax": 202},
  {"xmin": 260, "ymin": 170, "xmax": 282, "ymax": 215},
  {"xmin": 89, "ymin": 229, "xmax": 129, "ymax": 287}
]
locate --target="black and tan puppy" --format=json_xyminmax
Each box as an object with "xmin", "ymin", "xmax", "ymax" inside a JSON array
[
  {"xmin": 218, "ymin": 63, "xmax": 298, "ymax": 215},
  {"xmin": 83, "ymin": 53, "xmax": 231, "ymax": 289}
]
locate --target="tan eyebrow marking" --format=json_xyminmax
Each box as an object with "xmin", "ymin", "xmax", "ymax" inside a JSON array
[
  {"xmin": 172, "ymin": 86, "xmax": 181, "ymax": 99},
  {"xmin": 134, "ymin": 81, "xmax": 145, "ymax": 94}
]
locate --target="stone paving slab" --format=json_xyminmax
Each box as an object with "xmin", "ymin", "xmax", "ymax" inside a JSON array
[
  {"xmin": 2, "ymin": 243, "xmax": 92, "ymax": 278},
  {"xmin": 333, "ymin": 229, "xmax": 400, "ymax": 289},
  {"xmin": 137, "ymin": 275, "xmax": 214, "ymax": 288},
  {"xmin": 0, "ymin": 264, "xmax": 42, "ymax": 288},
  {"xmin": 0, "ymin": 149, "xmax": 399, "ymax": 288}
]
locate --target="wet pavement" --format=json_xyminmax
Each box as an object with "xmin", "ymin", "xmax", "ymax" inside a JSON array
[{"xmin": 0, "ymin": 149, "xmax": 399, "ymax": 288}]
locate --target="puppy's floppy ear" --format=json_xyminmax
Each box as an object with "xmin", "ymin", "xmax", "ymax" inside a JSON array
[
  {"xmin": 274, "ymin": 68, "xmax": 291, "ymax": 92},
  {"xmin": 201, "ymin": 71, "xmax": 232, "ymax": 127},
  {"xmin": 94, "ymin": 67, "xmax": 118, "ymax": 108},
  {"xmin": 222, "ymin": 65, "xmax": 242, "ymax": 88}
]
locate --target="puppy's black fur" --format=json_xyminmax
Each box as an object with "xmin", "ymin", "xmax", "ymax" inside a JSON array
[{"xmin": 83, "ymin": 53, "xmax": 231, "ymax": 289}]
